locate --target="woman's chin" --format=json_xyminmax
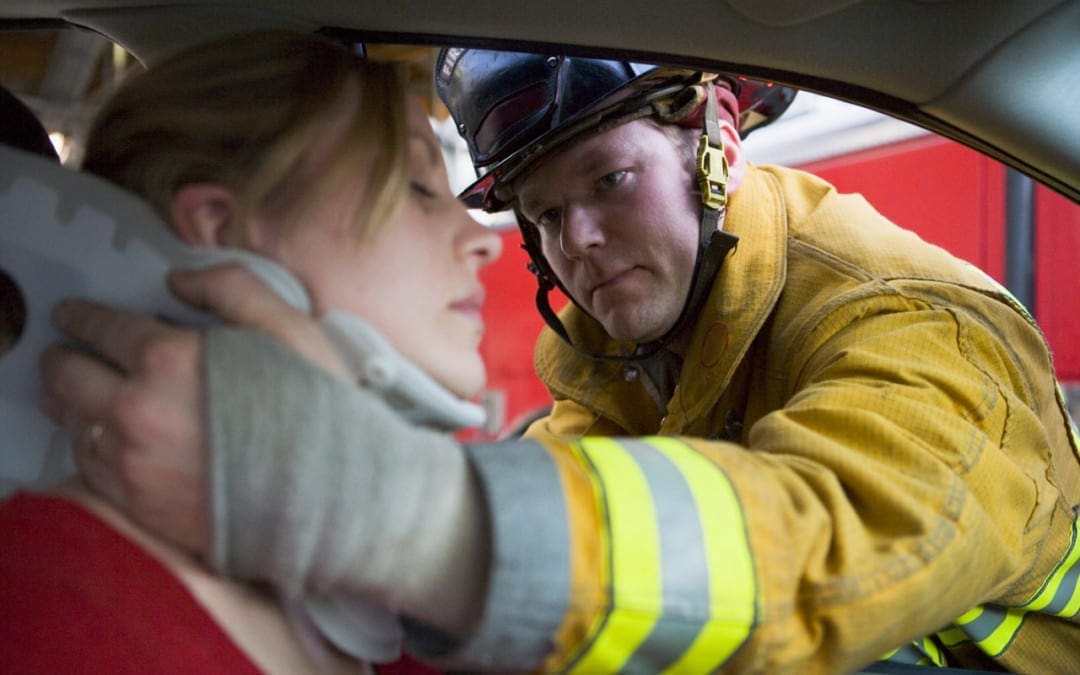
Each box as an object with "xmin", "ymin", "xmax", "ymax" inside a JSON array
[{"xmin": 438, "ymin": 357, "xmax": 487, "ymax": 402}]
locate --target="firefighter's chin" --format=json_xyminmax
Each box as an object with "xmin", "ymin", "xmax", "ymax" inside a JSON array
[{"xmin": 595, "ymin": 302, "xmax": 679, "ymax": 345}]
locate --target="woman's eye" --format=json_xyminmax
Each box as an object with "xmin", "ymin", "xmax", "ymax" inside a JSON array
[{"xmin": 410, "ymin": 181, "xmax": 437, "ymax": 199}]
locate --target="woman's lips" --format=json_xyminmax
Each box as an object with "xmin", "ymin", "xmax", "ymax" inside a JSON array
[{"xmin": 450, "ymin": 289, "xmax": 486, "ymax": 321}]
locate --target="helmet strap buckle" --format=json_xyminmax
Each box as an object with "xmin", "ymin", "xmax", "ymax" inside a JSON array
[
  {"xmin": 696, "ymin": 136, "xmax": 729, "ymax": 210},
  {"xmin": 695, "ymin": 85, "xmax": 729, "ymax": 211}
]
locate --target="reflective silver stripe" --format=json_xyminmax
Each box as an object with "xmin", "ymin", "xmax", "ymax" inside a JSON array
[
  {"xmin": 953, "ymin": 605, "xmax": 1025, "ymax": 656},
  {"xmin": 1042, "ymin": 549, "xmax": 1080, "ymax": 616},
  {"xmin": 617, "ymin": 439, "xmax": 713, "ymax": 672},
  {"xmin": 449, "ymin": 439, "xmax": 571, "ymax": 670},
  {"xmin": 650, "ymin": 436, "xmax": 756, "ymax": 672}
]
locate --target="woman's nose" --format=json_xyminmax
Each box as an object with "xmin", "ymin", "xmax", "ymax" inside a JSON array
[{"xmin": 459, "ymin": 212, "xmax": 503, "ymax": 268}]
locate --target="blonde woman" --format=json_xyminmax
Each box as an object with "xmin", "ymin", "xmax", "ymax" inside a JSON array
[{"xmin": 1, "ymin": 31, "xmax": 498, "ymax": 674}]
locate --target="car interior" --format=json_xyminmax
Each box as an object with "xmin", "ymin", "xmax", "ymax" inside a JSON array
[
  {"xmin": 0, "ymin": 2, "xmax": 1077, "ymax": 672},
  {"xmin": 1, "ymin": 0, "xmax": 1075, "ymax": 198}
]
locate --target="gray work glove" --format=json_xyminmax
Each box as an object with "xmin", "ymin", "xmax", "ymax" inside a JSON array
[{"xmin": 205, "ymin": 327, "xmax": 488, "ymax": 635}]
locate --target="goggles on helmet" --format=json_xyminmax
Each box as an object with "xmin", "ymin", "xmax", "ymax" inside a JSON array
[
  {"xmin": 436, "ymin": 48, "xmax": 795, "ymax": 213},
  {"xmin": 438, "ymin": 49, "xmax": 705, "ymax": 211}
]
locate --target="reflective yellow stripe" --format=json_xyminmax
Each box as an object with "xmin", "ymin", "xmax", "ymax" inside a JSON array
[
  {"xmin": 943, "ymin": 518, "xmax": 1079, "ymax": 658},
  {"xmin": 881, "ymin": 636, "xmax": 946, "ymax": 666},
  {"xmin": 569, "ymin": 437, "xmax": 663, "ymax": 673},
  {"xmin": 956, "ymin": 605, "xmax": 982, "ymax": 624},
  {"xmin": 647, "ymin": 436, "xmax": 756, "ymax": 672},
  {"xmin": 987, "ymin": 608, "xmax": 1025, "ymax": 655},
  {"xmin": 1022, "ymin": 514, "xmax": 1080, "ymax": 616},
  {"xmin": 952, "ymin": 605, "xmax": 1025, "ymax": 656},
  {"xmin": 919, "ymin": 636, "xmax": 946, "ymax": 666},
  {"xmin": 936, "ymin": 625, "xmax": 968, "ymax": 647},
  {"xmin": 982, "ymin": 607, "xmax": 1024, "ymax": 656}
]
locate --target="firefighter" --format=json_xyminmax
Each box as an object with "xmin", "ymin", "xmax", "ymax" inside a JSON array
[{"xmin": 42, "ymin": 48, "xmax": 1080, "ymax": 673}]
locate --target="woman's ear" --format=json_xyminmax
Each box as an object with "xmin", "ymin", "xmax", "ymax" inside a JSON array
[
  {"xmin": 719, "ymin": 120, "xmax": 748, "ymax": 196},
  {"xmin": 169, "ymin": 184, "xmax": 238, "ymax": 247}
]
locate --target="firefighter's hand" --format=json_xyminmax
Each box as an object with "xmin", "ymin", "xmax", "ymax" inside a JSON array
[
  {"xmin": 38, "ymin": 263, "xmax": 347, "ymax": 555},
  {"xmin": 39, "ymin": 296, "xmax": 210, "ymax": 554}
]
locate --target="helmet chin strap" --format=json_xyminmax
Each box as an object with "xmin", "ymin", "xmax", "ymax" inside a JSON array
[{"xmin": 525, "ymin": 84, "xmax": 739, "ymax": 362}]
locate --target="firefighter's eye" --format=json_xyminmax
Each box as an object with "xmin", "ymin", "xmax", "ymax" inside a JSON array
[
  {"xmin": 598, "ymin": 170, "xmax": 627, "ymax": 189},
  {"xmin": 535, "ymin": 207, "xmax": 561, "ymax": 230}
]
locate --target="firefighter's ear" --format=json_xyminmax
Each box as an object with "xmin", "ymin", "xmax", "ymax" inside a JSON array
[
  {"xmin": 719, "ymin": 120, "xmax": 747, "ymax": 195},
  {"xmin": 169, "ymin": 184, "xmax": 238, "ymax": 248}
]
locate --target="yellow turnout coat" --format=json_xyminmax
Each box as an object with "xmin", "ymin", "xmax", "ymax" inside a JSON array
[{"xmin": 456, "ymin": 165, "xmax": 1080, "ymax": 673}]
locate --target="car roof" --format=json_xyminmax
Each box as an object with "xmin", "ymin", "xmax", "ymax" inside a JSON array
[{"xmin": 1, "ymin": 0, "xmax": 1077, "ymax": 201}]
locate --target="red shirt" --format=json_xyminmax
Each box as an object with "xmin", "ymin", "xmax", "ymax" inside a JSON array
[{"xmin": 0, "ymin": 493, "xmax": 439, "ymax": 674}]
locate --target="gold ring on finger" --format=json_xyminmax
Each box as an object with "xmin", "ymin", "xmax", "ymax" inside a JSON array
[{"xmin": 86, "ymin": 422, "xmax": 106, "ymax": 455}]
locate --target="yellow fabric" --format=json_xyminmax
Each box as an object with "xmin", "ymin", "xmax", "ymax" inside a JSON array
[
  {"xmin": 540, "ymin": 440, "xmax": 609, "ymax": 673},
  {"xmin": 567, "ymin": 437, "xmax": 662, "ymax": 674},
  {"xmin": 525, "ymin": 165, "xmax": 1080, "ymax": 673}
]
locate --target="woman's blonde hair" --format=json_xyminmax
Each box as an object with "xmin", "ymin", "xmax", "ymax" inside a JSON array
[{"xmin": 83, "ymin": 30, "xmax": 409, "ymax": 243}]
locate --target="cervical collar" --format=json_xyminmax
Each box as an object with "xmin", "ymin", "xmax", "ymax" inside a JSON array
[{"xmin": 0, "ymin": 144, "xmax": 483, "ymax": 493}]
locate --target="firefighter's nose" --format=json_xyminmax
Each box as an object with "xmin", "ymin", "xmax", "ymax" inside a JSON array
[{"xmin": 559, "ymin": 204, "xmax": 604, "ymax": 259}]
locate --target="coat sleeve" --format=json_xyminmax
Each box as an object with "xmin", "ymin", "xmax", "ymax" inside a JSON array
[
  {"xmin": 447, "ymin": 435, "xmax": 758, "ymax": 673},
  {"xmin": 439, "ymin": 289, "xmax": 1078, "ymax": 673}
]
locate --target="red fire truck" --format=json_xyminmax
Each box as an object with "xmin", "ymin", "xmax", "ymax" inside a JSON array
[{"xmin": 460, "ymin": 92, "xmax": 1080, "ymax": 438}]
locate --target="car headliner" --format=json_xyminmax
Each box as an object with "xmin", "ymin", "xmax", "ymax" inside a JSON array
[{"xmin": 1, "ymin": 0, "xmax": 1077, "ymax": 201}]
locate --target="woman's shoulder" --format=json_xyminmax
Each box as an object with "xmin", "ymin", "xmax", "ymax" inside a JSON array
[
  {"xmin": 1, "ymin": 486, "xmax": 378, "ymax": 674},
  {"xmin": 0, "ymin": 489, "xmax": 263, "ymax": 673}
]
